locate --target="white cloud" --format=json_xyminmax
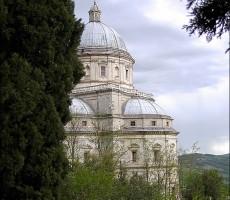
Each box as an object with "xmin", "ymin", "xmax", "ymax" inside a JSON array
[
  {"xmin": 156, "ymin": 77, "xmax": 229, "ymax": 153},
  {"xmin": 156, "ymin": 76, "xmax": 228, "ymax": 113},
  {"xmin": 210, "ymin": 137, "xmax": 229, "ymax": 155},
  {"xmin": 143, "ymin": 0, "xmax": 188, "ymax": 27}
]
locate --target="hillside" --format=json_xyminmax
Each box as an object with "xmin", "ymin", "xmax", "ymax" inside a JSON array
[{"xmin": 179, "ymin": 153, "xmax": 229, "ymax": 183}]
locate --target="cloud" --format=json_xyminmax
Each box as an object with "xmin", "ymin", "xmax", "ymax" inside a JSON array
[
  {"xmin": 210, "ymin": 137, "xmax": 229, "ymax": 155},
  {"xmin": 75, "ymin": 0, "xmax": 229, "ymax": 154},
  {"xmin": 143, "ymin": 0, "xmax": 188, "ymax": 26},
  {"xmin": 157, "ymin": 77, "xmax": 229, "ymax": 154}
]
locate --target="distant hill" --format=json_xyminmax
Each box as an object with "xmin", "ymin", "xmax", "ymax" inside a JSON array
[{"xmin": 179, "ymin": 153, "xmax": 229, "ymax": 183}]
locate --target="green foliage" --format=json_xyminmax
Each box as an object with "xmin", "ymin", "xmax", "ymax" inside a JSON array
[
  {"xmin": 184, "ymin": 0, "xmax": 230, "ymax": 41},
  {"xmin": 202, "ymin": 170, "xmax": 225, "ymax": 200},
  {"xmin": 0, "ymin": 53, "xmax": 68, "ymax": 199},
  {"xmin": 63, "ymin": 153, "xmax": 173, "ymax": 200},
  {"xmin": 0, "ymin": 0, "xmax": 84, "ymax": 199},
  {"xmin": 112, "ymin": 176, "xmax": 164, "ymax": 200},
  {"xmin": 182, "ymin": 170, "xmax": 205, "ymax": 200},
  {"xmin": 62, "ymin": 154, "xmax": 115, "ymax": 200},
  {"xmin": 179, "ymin": 153, "xmax": 229, "ymax": 183},
  {"xmin": 0, "ymin": 0, "xmax": 84, "ymax": 123},
  {"xmin": 70, "ymin": 166, "xmax": 114, "ymax": 200},
  {"xmin": 181, "ymin": 169, "xmax": 228, "ymax": 200}
]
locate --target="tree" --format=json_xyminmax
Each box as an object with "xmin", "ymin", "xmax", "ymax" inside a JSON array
[
  {"xmin": 64, "ymin": 117, "xmax": 84, "ymax": 165},
  {"xmin": 0, "ymin": 0, "xmax": 84, "ymax": 199},
  {"xmin": 202, "ymin": 170, "xmax": 224, "ymax": 200},
  {"xmin": 62, "ymin": 151, "xmax": 115, "ymax": 200},
  {"xmin": 112, "ymin": 175, "xmax": 163, "ymax": 200},
  {"xmin": 182, "ymin": 169, "xmax": 226, "ymax": 200},
  {"xmin": 182, "ymin": 170, "xmax": 205, "ymax": 200},
  {"xmin": 178, "ymin": 142, "xmax": 201, "ymax": 199},
  {"xmin": 63, "ymin": 152, "xmax": 164, "ymax": 200},
  {"xmin": 142, "ymin": 139, "xmax": 179, "ymax": 198},
  {"xmin": 184, "ymin": 0, "xmax": 230, "ymax": 42}
]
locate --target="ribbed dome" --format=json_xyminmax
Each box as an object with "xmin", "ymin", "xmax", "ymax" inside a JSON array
[
  {"xmin": 70, "ymin": 98, "xmax": 94, "ymax": 115},
  {"xmin": 80, "ymin": 22, "xmax": 127, "ymax": 51},
  {"xmin": 123, "ymin": 98, "xmax": 166, "ymax": 115},
  {"xmin": 79, "ymin": 1, "xmax": 127, "ymax": 51}
]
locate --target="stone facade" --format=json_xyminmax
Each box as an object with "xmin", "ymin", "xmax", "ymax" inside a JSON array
[{"xmin": 65, "ymin": 1, "xmax": 179, "ymax": 193}]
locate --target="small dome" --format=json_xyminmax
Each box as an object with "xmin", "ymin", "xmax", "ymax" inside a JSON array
[
  {"xmin": 80, "ymin": 22, "xmax": 127, "ymax": 51},
  {"xmin": 123, "ymin": 98, "xmax": 166, "ymax": 115},
  {"xmin": 70, "ymin": 98, "xmax": 94, "ymax": 115},
  {"xmin": 90, "ymin": 1, "xmax": 100, "ymax": 12}
]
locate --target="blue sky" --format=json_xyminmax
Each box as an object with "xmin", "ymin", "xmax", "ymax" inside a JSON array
[{"xmin": 74, "ymin": 0, "xmax": 229, "ymax": 154}]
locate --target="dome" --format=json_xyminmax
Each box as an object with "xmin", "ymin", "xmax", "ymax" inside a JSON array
[
  {"xmin": 80, "ymin": 22, "xmax": 127, "ymax": 51},
  {"xmin": 79, "ymin": 1, "xmax": 127, "ymax": 51},
  {"xmin": 123, "ymin": 98, "xmax": 166, "ymax": 115},
  {"xmin": 70, "ymin": 98, "xmax": 94, "ymax": 115}
]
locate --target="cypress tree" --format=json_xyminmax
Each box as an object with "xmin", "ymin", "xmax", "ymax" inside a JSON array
[{"xmin": 0, "ymin": 0, "xmax": 84, "ymax": 199}]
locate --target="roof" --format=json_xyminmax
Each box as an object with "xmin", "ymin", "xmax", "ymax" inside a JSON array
[
  {"xmin": 79, "ymin": 1, "xmax": 127, "ymax": 51},
  {"xmin": 69, "ymin": 98, "xmax": 94, "ymax": 115},
  {"xmin": 123, "ymin": 98, "xmax": 167, "ymax": 115}
]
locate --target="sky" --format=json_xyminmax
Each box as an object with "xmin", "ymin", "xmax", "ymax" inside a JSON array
[{"xmin": 74, "ymin": 0, "xmax": 229, "ymax": 155}]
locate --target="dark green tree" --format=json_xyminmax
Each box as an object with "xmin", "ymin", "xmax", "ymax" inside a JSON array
[
  {"xmin": 63, "ymin": 152, "xmax": 165, "ymax": 200},
  {"xmin": 184, "ymin": 0, "xmax": 230, "ymax": 41},
  {"xmin": 182, "ymin": 169, "xmax": 227, "ymax": 200},
  {"xmin": 62, "ymin": 154, "xmax": 115, "ymax": 200},
  {"xmin": 112, "ymin": 175, "xmax": 163, "ymax": 200},
  {"xmin": 182, "ymin": 170, "xmax": 205, "ymax": 200},
  {"xmin": 202, "ymin": 169, "xmax": 224, "ymax": 200},
  {"xmin": 0, "ymin": 0, "xmax": 84, "ymax": 199}
]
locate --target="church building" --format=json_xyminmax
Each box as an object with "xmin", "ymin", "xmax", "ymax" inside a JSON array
[{"xmin": 65, "ymin": 1, "xmax": 179, "ymax": 191}]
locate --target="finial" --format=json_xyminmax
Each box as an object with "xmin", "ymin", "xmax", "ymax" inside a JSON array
[{"xmin": 89, "ymin": 1, "xmax": 101, "ymax": 22}]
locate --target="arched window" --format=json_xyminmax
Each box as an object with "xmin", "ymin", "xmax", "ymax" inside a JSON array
[
  {"xmin": 85, "ymin": 65, "xmax": 90, "ymax": 76},
  {"xmin": 115, "ymin": 66, "xmax": 119, "ymax": 77},
  {"xmin": 166, "ymin": 121, "xmax": 169, "ymax": 127},
  {"xmin": 126, "ymin": 69, "xmax": 129, "ymax": 80}
]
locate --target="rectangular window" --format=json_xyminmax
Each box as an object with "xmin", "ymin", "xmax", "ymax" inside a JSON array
[
  {"xmin": 82, "ymin": 121, "xmax": 87, "ymax": 126},
  {"xmin": 101, "ymin": 66, "xmax": 106, "ymax": 77},
  {"xmin": 132, "ymin": 151, "xmax": 137, "ymax": 162},
  {"xmin": 130, "ymin": 121, "xmax": 136, "ymax": 126},
  {"xmin": 152, "ymin": 121, "xmax": 156, "ymax": 126},
  {"xmin": 84, "ymin": 151, "xmax": 89, "ymax": 162},
  {"xmin": 154, "ymin": 150, "xmax": 160, "ymax": 162}
]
